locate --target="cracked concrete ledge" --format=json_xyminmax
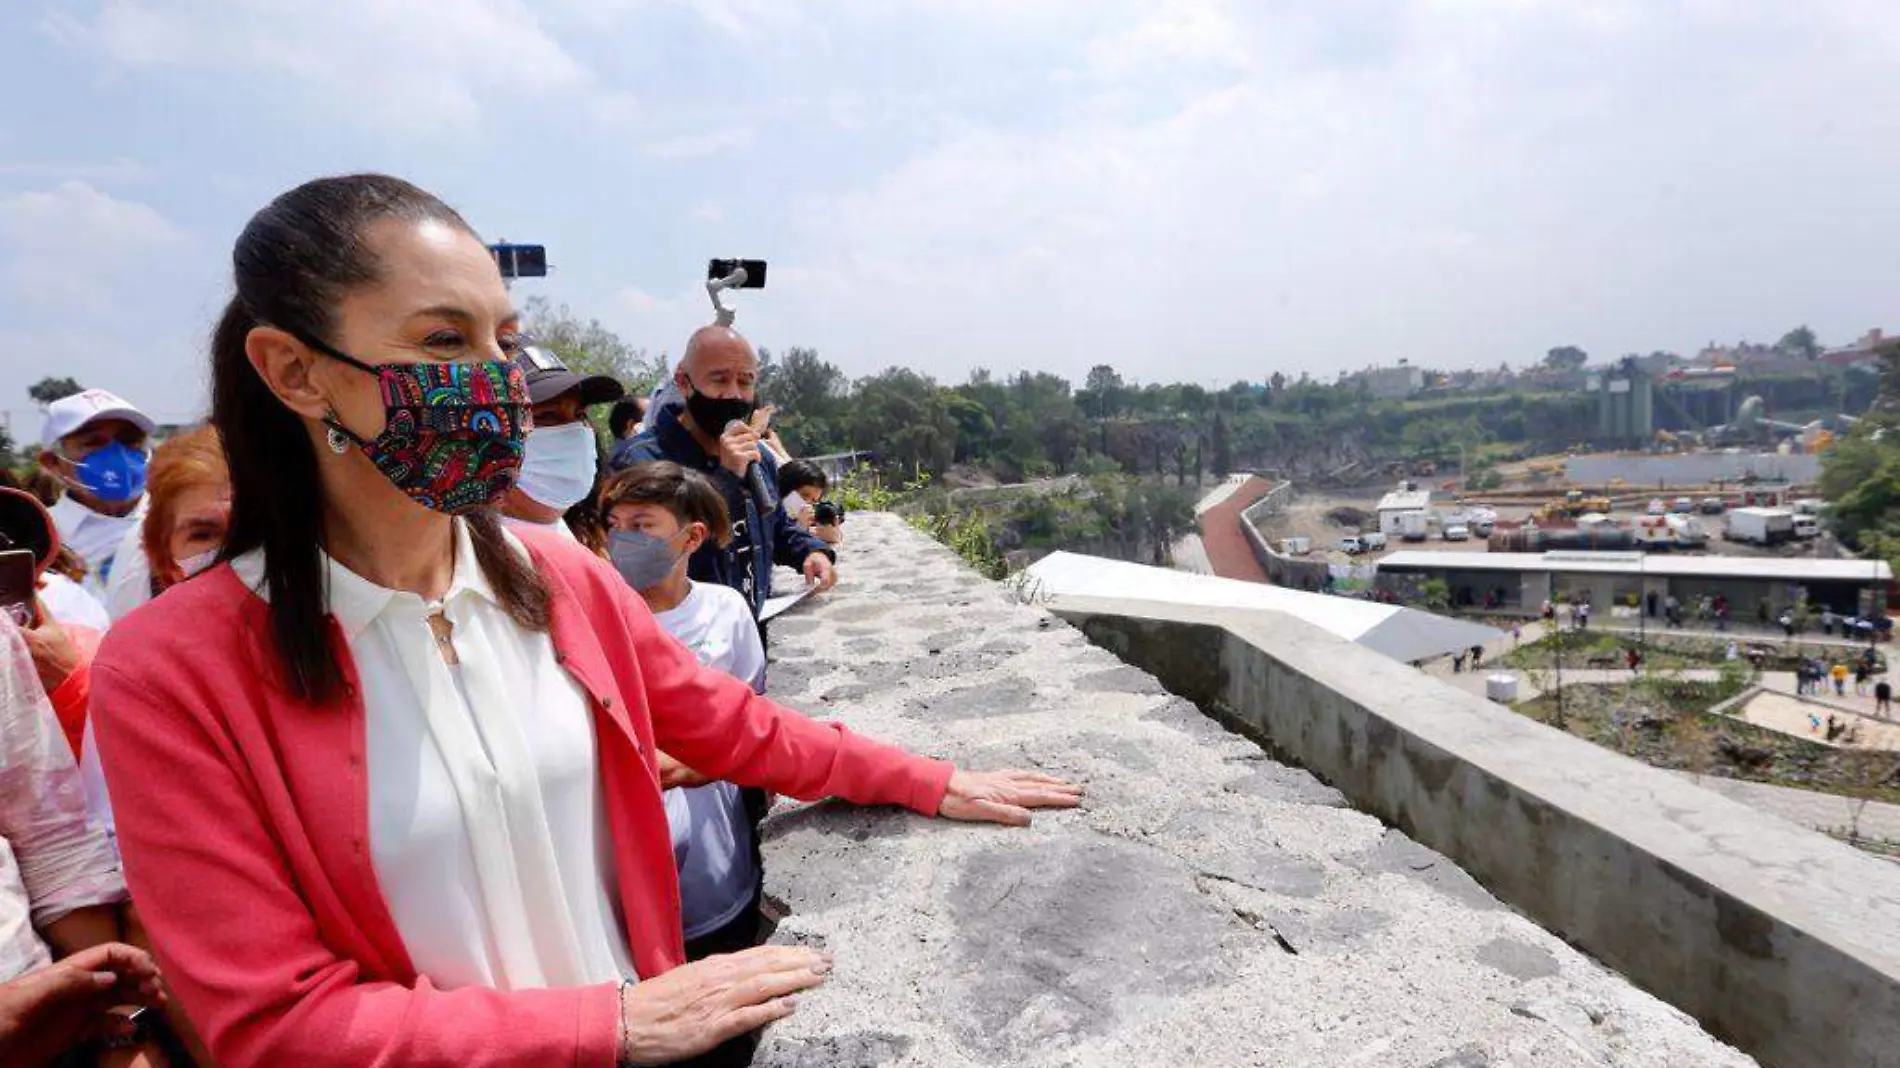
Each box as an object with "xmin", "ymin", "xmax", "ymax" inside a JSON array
[
  {"xmin": 748, "ymin": 513, "xmax": 1756, "ymax": 1068},
  {"xmin": 1046, "ymin": 599, "xmax": 1900, "ymax": 1068}
]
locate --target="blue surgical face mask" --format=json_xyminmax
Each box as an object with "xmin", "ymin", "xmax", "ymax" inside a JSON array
[
  {"xmin": 72, "ymin": 440, "xmax": 148, "ymax": 504},
  {"xmin": 608, "ymin": 528, "xmax": 688, "ymax": 591}
]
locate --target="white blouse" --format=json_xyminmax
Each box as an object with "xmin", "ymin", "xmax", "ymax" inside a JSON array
[{"xmin": 231, "ymin": 521, "xmax": 635, "ymax": 990}]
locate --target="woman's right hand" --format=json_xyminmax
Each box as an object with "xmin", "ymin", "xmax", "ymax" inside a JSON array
[{"xmin": 618, "ymin": 946, "xmax": 830, "ymax": 1065}]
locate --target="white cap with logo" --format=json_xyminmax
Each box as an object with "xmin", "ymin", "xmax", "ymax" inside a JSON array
[{"xmin": 39, "ymin": 389, "xmax": 156, "ymax": 446}]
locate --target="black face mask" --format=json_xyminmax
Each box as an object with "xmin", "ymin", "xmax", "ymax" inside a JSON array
[{"xmin": 683, "ymin": 377, "xmax": 758, "ymax": 433}]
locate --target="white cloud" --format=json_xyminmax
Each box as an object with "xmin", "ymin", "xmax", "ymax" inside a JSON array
[
  {"xmin": 1084, "ymin": 0, "xmax": 1252, "ymax": 80},
  {"xmin": 0, "ymin": 158, "xmax": 151, "ymax": 183},
  {"xmin": 0, "ymin": 182, "xmax": 213, "ymax": 429},
  {"xmin": 761, "ymin": 0, "xmax": 1900, "ymax": 383},
  {"xmin": 642, "ymin": 125, "xmax": 757, "ymax": 159},
  {"xmin": 45, "ymin": 0, "xmax": 592, "ymax": 132},
  {"xmin": 0, "ymin": 180, "xmax": 187, "ymax": 310}
]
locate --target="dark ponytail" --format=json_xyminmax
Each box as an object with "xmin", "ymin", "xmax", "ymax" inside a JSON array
[{"xmin": 212, "ymin": 174, "xmax": 548, "ymax": 704}]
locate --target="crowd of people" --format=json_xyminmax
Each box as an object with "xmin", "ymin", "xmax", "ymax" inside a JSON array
[{"xmin": 0, "ymin": 173, "xmax": 1083, "ymax": 1068}]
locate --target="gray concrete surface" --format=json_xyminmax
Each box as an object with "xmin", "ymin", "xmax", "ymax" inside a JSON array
[
  {"xmin": 1676, "ymin": 773, "xmax": 1900, "ymax": 846},
  {"xmin": 1051, "ymin": 593, "xmax": 1900, "ymax": 1068},
  {"xmin": 751, "ymin": 513, "xmax": 1757, "ymax": 1067}
]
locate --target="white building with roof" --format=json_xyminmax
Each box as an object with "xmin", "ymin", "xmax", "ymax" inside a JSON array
[
  {"xmin": 1376, "ymin": 549, "xmax": 1892, "ymax": 620},
  {"xmin": 1375, "ymin": 487, "xmax": 1434, "ymax": 537}
]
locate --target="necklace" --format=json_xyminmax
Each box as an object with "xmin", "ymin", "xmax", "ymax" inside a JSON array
[{"xmin": 425, "ymin": 610, "xmax": 459, "ymax": 665}]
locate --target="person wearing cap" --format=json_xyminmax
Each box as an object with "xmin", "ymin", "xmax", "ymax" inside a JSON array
[
  {"xmin": 36, "ymin": 390, "xmax": 155, "ymax": 598},
  {"xmin": 500, "ymin": 345, "xmax": 626, "ymax": 546}
]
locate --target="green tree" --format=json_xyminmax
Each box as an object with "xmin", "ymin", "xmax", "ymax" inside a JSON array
[
  {"xmin": 1878, "ymin": 339, "xmax": 1900, "ymax": 411},
  {"xmin": 847, "ymin": 368, "xmax": 957, "ymax": 478},
  {"xmin": 1081, "ymin": 364, "xmax": 1123, "ymax": 420},
  {"xmin": 1819, "ymin": 420, "xmax": 1900, "ymax": 546},
  {"xmin": 1543, "ymin": 346, "xmax": 1589, "ymax": 371},
  {"xmin": 761, "ymin": 346, "xmax": 849, "ymax": 453},
  {"xmin": 28, "ymin": 377, "xmax": 83, "ymax": 407},
  {"xmin": 1210, "ymin": 412, "xmax": 1232, "ymax": 477},
  {"xmin": 519, "ymin": 296, "xmax": 666, "ymax": 391},
  {"xmin": 1776, "ymin": 325, "xmax": 1821, "ymax": 361}
]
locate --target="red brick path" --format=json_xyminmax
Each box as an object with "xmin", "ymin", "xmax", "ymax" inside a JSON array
[{"xmin": 1197, "ymin": 475, "xmax": 1275, "ymax": 583}]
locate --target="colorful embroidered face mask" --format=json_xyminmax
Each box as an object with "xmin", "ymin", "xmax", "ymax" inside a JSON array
[{"xmin": 297, "ymin": 332, "xmax": 531, "ymax": 515}]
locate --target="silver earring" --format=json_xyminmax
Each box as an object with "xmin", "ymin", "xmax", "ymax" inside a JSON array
[{"xmin": 325, "ymin": 424, "xmax": 350, "ymax": 455}]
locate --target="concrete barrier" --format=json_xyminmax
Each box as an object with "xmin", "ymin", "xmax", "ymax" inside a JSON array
[{"xmin": 1051, "ymin": 593, "xmax": 1900, "ymax": 1068}]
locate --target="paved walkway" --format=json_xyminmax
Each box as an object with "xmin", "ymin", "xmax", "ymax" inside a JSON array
[
  {"xmin": 1543, "ymin": 616, "xmax": 1887, "ymax": 653},
  {"xmin": 1677, "ymin": 773, "xmax": 1900, "ymax": 846},
  {"xmin": 1732, "ymin": 691, "xmax": 1900, "ymax": 751},
  {"xmin": 1169, "ymin": 532, "xmax": 1213, "ymax": 575},
  {"xmin": 1195, "ymin": 475, "xmax": 1275, "ymax": 583},
  {"xmin": 1192, "ymin": 472, "xmax": 1253, "ymax": 516}
]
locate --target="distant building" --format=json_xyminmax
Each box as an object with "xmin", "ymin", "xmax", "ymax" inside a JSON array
[
  {"xmin": 1588, "ymin": 359, "xmax": 1654, "ymax": 443},
  {"xmin": 1377, "ymin": 550, "xmax": 1892, "ymax": 619},
  {"xmin": 1375, "ymin": 487, "xmax": 1433, "ymax": 536},
  {"xmin": 1362, "ymin": 362, "xmax": 1426, "ymax": 400},
  {"xmin": 1821, "ymin": 328, "xmax": 1892, "ymax": 368}
]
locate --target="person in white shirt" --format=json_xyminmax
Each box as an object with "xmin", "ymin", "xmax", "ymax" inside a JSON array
[
  {"xmin": 500, "ymin": 345, "xmax": 624, "ymax": 550},
  {"xmin": 600, "ymin": 461, "xmax": 770, "ymax": 971},
  {"xmin": 35, "ymin": 390, "xmax": 155, "ymax": 598}
]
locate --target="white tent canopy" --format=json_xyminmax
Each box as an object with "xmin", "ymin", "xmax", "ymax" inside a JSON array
[{"xmin": 1024, "ymin": 551, "xmax": 1502, "ymax": 664}]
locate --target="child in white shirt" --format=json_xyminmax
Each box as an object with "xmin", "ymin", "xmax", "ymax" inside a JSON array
[{"xmin": 601, "ymin": 461, "xmax": 768, "ymax": 960}]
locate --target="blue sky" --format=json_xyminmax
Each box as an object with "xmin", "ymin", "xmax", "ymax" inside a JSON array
[{"xmin": 3, "ymin": 1, "xmax": 1899, "ymax": 441}]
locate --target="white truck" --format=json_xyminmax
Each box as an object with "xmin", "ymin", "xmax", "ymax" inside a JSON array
[
  {"xmin": 1725, "ymin": 507, "xmax": 1795, "ymax": 547},
  {"xmin": 1397, "ymin": 510, "xmax": 1431, "ymax": 542}
]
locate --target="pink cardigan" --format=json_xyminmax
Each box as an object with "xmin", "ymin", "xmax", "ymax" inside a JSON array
[{"xmin": 90, "ymin": 528, "xmax": 952, "ymax": 1068}]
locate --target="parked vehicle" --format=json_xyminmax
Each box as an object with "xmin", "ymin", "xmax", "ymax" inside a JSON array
[
  {"xmin": 1397, "ymin": 510, "xmax": 1431, "ymax": 542},
  {"xmin": 1444, "ymin": 524, "xmax": 1471, "ymax": 541},
  {"xmin": 1793, "ymin": 498, "xmax": 1824, "ymax": 516},
  {"xmin": 1361, "ymin": 531, "xmax": 1389, "ymax": 550},
  {"xmin": 1338, "ymin": 536, "xmax": 1367, "ymax": 554},
  {"xmin": 1671, "ymin": 497, "xmax": 1695, "ymax": 514},
  {"xmin": 1698, "ymin": 497, "xmax": 1726, "ymax": 515},
  {"xmin": 1725, "ymin": 507, "xmax": 1795, "ymax": 546},
  {"xmin": 1793, "ymin": 515, "xmax": 1821, "ymax": 540},
  {"xmin": 1281, "ymin": 537, "xmax": 1311, "ymax": 555},
  {"xmin": 1646, "ymin": 498, "xmax": 1667, "ymax": 516}
]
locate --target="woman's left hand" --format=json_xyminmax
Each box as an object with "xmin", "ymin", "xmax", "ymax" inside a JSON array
[{"xmin": 938, "ymin": 769, "xmax": 1084, "ymax": 826}]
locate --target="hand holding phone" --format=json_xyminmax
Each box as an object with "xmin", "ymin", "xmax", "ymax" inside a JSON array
[{"xmin": 0, "ymin": 550, "xmax": 35, "ymax": 628}]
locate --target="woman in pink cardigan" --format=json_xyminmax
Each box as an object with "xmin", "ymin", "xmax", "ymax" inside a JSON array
[{"xmin": 89, "ymin": 174, "xmax": 1081, "ymax": 1068}]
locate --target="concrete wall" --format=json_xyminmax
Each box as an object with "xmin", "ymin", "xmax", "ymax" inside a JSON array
[
  {"xmin": 1051, "ymin": 594, "xmax": 1900, "ymax": 1068},
  {"xmin": 1238, "ymin": 481, "xmax": 1333, "ymax": 591},
  {"xmin": 747, "ymin": 515, "xmax": 1758, "ymax": 1066}
]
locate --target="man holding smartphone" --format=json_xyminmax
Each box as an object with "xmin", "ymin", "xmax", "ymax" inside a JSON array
[{"xmin": 609, "ymin": 324, "xmax": 837, "ymax": 621}]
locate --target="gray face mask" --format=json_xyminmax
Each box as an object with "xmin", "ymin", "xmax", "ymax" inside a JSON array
[{"xmin": 608, "ymin": 528, "xmax": 687, "ymax": 591}]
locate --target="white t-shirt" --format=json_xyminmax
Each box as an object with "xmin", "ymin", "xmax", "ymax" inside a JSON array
[
  {"xmin": 653, "ymin": 581, "xmax": 765, "ymax": 940},
  {"xmin": 101, "ymin": 523, "xmax": 153, "ymax": 623},
  {"xmin": 48, "ymin": 494, "xmax": 145, "ymax": 598},
  {"xmin": 37, "ymin": 572, "xmax": 109, "ymax": 633}
]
